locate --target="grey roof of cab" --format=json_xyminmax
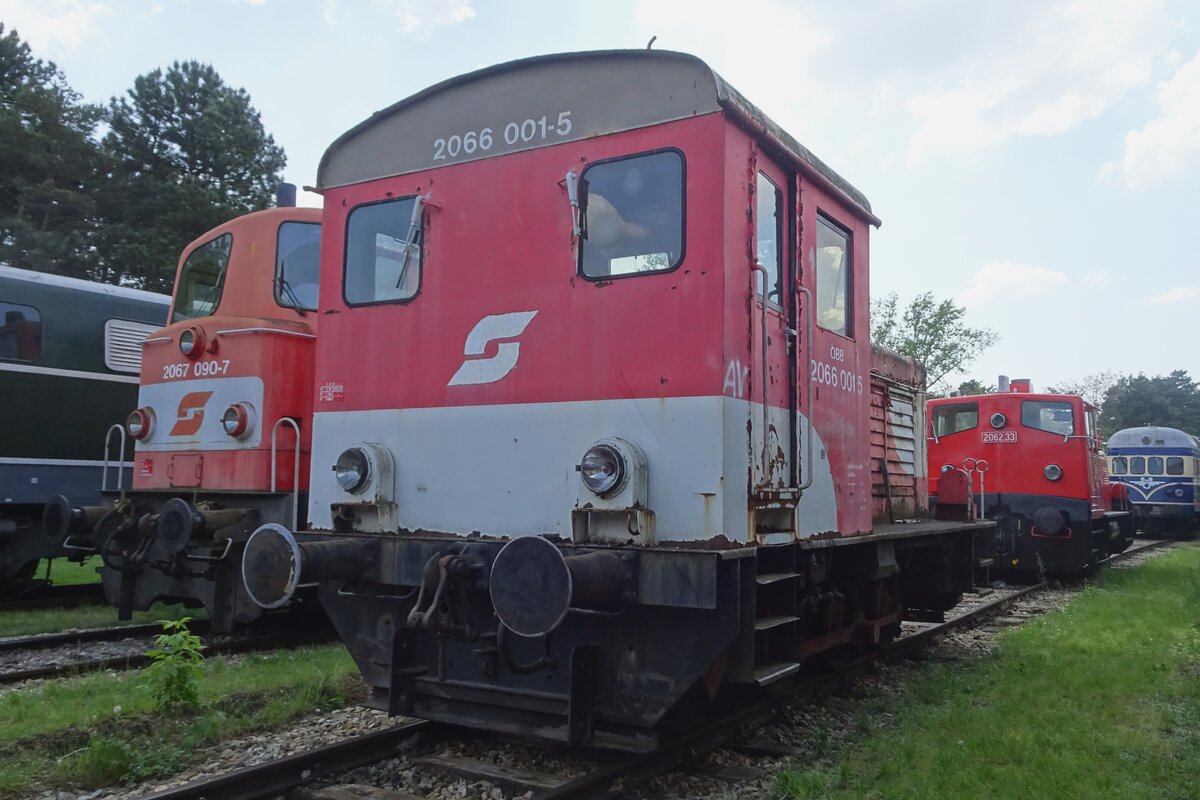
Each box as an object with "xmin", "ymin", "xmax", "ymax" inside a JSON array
[{"xmin": 317, "ymin": 50, "xmax": 878, "ymax": 225}]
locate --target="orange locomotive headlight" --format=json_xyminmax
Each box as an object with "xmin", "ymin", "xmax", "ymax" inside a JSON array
[
  {"xmin": 126, "ymin": 408, "xmax": 154, "ymax": 440},
  {"xmin": 221, "ymin": 403, "xmax": 253, "ymax": 438},
  {"xmin": 179, "ymin": 326, "xmax": 204, "ymax": 359}
]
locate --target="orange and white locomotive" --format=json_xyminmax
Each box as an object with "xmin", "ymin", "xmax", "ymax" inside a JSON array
[
  {"xmin": 47, "ymin": 199, "xmax": 321, "ymax": 630},
  {"xmin": 243, "ymin": 51, "xmax": 991, "ymax": 749}
]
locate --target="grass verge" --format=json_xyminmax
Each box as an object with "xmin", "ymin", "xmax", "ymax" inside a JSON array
[
  {"xmin": 0, "ymin": 642, "xmax": 360, "ymax": 796},
  {"xmin": 0, "ymin": 599, "xmax": 199, "ymax": 638},
  {"xmin": 776, "ymin": 544, "xmax": 1200, "ymax": 800},
  {"xmin": 41, "ymin": 557, "xmax": 102, "ymax": 586}
]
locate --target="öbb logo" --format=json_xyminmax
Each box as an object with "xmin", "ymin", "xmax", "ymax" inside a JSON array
[
  {"xmin": 448, "ymin": 311, "xmax": 538, "ymax": 387},
  {"xmin": 169, "ymin": 391, "xmax": 213, "ymax": 436}
]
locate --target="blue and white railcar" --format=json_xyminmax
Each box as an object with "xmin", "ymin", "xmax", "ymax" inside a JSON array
[{"xmin": 1107, "ymin": 426, "xmax": 1200, "ymax": 536}]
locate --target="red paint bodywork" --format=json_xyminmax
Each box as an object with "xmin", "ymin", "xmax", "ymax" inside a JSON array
[
  {"xmin": 315, "ymin": 114, "xmax": 876, "ymax": 536},
  {"xmin": 134, "ymin": 207, "xmax": 321, "ymax": 493},
  {"xmin": 928, "ymin": 391, "xmax": 1112, "ymax": 516}
]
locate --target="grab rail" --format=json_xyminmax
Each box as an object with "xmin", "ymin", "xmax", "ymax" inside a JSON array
[
  {"xmin": 752, "ymin": 263, "xmax": 770, "ymax": 487},
  {"xmin": 101, "ymin": 424, "xmax": 127, "ymax": 495},
  {"xmin": 797, "ymin": 285, "xmax": 815, "ymax": 492},
  {"xmin": 271, "ymin": 417, "xmax": 302, "ymax": 530}
]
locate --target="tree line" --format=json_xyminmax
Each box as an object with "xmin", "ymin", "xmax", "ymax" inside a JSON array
[
  {"xmin": 0, "ymin": 24, "xmax": 285, "ymax": 293},
  {"xmin": 871, "ymin": 292, "xmax": 1199, "ymax": 438}
]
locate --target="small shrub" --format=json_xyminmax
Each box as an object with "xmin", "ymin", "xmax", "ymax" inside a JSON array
[{"xmin": 142, "ymin": 618, "xmax": 205, "ymax": 713}]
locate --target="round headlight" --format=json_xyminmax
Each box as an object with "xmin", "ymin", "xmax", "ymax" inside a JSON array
[
  {"xmin": 126, "ymin": 408, "xmax": 154, "ymax": 440},
  {"xmin": 990, "ymin": 412, "xmax": 1007, "ymax": 429},
  {"xmin": 221, "ymin": 403, "xmax": 252, "ymax": 438},
  {"xmin": 1175, "ymin": 488, "xmax": 1184, "ymax": 497},
  {"xmin": 334, "ymin": 447, "xmax": 370, "ymax": 493},
  {"xmin": 1044, "ymin": 464, "xmax": 1063, "ymax": 481},
  {"xmin": 179, "ymin": 326, "xmax": 203, "ymax": 358},
  {"xmin": 580, "ymin": 443, "xmax": 626, "ymax": 497}
]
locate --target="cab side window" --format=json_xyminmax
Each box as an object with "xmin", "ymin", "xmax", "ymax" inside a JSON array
[
  {"xmin": 816, "ymin": 215, "xmax": 851, "ymax": 337},
  {"xmin": 932, "ymin": 402, "xmax": 978, "ymax": 437},
  {"xmin": 0, "ymin": 300, "xmax": 41, "ymax": 361},
  {"xmin": 173, "ymin": 234, "xmax": 233, "ymax": 322},
  {"xmin": 579, "ymin": 150, "xmax": 684, "ymax": 279}
]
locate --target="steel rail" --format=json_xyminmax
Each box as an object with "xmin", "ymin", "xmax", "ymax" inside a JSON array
[
  {"xmin": 137, "ymin": 720, "xmax": 434, "ymax": 800},
  {"xmin": 0, "ymin": 627, "xmax": 332, "ymax": 686},
  {"xmin": 0, "ymin": 582, "xmax": 104, "ymax": 612}
]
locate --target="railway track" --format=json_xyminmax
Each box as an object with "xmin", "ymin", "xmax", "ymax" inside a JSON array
[
  {"xmin": 0, "ymin": 615, "xmax": 336, "ymax": 686},
  {"xmin": 131, "ymin": 537, "xmax": 1177, "ymax": 800},
  {"xmin": 0, "ymin": 582, "xmax": 104, "ymax": 613}
]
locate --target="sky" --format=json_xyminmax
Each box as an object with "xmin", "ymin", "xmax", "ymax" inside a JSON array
[{"xmin": 2, "ymin": 0, "xmax": 1197, "ymax": 390}]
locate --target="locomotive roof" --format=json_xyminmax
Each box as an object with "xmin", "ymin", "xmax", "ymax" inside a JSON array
[
  {"xmin": 1107, "ymin": 426, "xmax": 1200, "ymax": 449},
  {"xmin": 0, "ymin": 264, "xmax": 169, "ymax": 305},
  {"xmin": 317, "ymin": 49, "xmax": 878, "ymax": 225}
]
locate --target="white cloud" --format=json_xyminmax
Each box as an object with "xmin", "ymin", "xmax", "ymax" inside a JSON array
[
  {"xmin": 0, "ymin": 0, "xmax": 110, "ymax": 53},
  {"xmin": 957, "ymin": 261, "xmax": 1067, "ymax": 308},
  {"xmin": 1117, "ymin": 50, "xmax": 1200, "ymax": 189},
  {"xmin": 384, "ymin": 0, "xmax": 474, "ymax": 35},
  {"xmin": 1143, "ymin": 287, "xmax": 1198, "ymax": 304},
  {"xmin": 236, "ymin": 0, "xmax": 268, "ymax": 5},
  {"xmin": 905, "ymin": 0, "xmax": 1176, "ymax": 162},
  {"xmin": 1083, "ymin": 270, "xmax": 1112, "ymax": 287}
]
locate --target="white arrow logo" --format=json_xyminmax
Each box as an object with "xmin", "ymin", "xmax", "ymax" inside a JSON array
[{"xmin": 448, "ymin": 310, "xmax": 538, "ymax": 387}]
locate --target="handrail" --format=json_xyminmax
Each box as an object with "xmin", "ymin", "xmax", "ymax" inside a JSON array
[
  {"xmin": 101, "ymin": 424, "xmax": 127, "ymax": 495},
  {"xmin": 216, "ymin": 327, "xmax": 316, "ymax": 339},
  {"xmin": 271, "ymin": 417, "xmax": 302, "ymax": 530},
  {"xmin": 797, "ymin": 286, "xmax": 815, "ymax": 492},
  {"xmin": 141, "ymin": 336, "xmax": 172, "ymax": 345},
  {"xmin": 752, "ymin": 264, "xmax": 770, "ymax": 487}
]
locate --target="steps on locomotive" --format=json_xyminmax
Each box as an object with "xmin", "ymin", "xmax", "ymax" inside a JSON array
[{"xmin": 751, "ymin": 543, "xmax": 803, "ymax": 687}]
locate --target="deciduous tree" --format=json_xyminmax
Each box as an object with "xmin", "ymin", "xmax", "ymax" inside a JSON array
[
  {"xmin": 870, "ymin": 291, "xmax": 998, "ymax": 392},
  {"xmin": 1100, "ymin": 370, "xmax": 1200, "ymax": 437}
]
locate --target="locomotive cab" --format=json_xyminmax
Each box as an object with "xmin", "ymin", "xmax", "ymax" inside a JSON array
[
  {"xmin": 928, "ymin": 380, "xmax": 1133, "ymax": 576},
  {"xmin": 46, "ymin": 205, "xmax": 323, "ymax": 630}
]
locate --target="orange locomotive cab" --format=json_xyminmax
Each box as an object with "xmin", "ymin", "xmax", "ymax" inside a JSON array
[
  {"xmin": 46, "ymin": 204, "xmax": 322, "ymax": 630},
  {"xmin": 928, "ymin": 378, "xmax": 1133, "ymax": 576}
]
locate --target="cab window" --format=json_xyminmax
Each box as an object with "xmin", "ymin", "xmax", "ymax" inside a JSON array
[
  {"xmin": 1130, "ymin": 456, "xmax": 1146, "ymax": 475},
  {"xmin": 0, "ymin": 301, "xmax": 41, "ymax": 361},
  {"xmin": 1166, "ymin": 457, "xmax": 1184, "ymax": 476},
  {"xmin": 756, "ymin": 172, "xmax": 782, "ymax": 303},
  {"xmin": 1147, "ymin": 456, "xmax": 1164, "ymax": 475},
  {"xmin": 1111, "ymin": 456, "xmax": 1127, "ymax": 475},
  {"xmin": 173, "ymin": 233, "xmax": 233, "ymax": 321},
  {"xmin": 276, "ymin": 221, "xmax": 321, "ymax": 311},
  {"xmin": 1021, "ymin": 400, "xmax": 1073, "ymax": 436},
  {"xmin": 579, "ymin": 150, "xmax": 683, "ymax": 279},
  {"xmin": 816, "ymin": 215, "xmax": 851, "ymax": 337},
  {"xmin": 933, "ymin": 402, "xmax": 978, "ymax": 437},
  {"xmin": 344, "ymin": 197, "xmax": 422, "ymax": 305}
]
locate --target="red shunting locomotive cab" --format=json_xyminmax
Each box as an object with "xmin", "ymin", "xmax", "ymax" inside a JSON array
[
  {"xmin": 45, "ymin": 205, "xmax": 322, "ymax": 630},
  {"xmin": 928, "ymin": 378, "xmax": 1133, "ymax": 576}
]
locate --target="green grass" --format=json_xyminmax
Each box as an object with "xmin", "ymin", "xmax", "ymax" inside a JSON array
[
  {"xmin": 0, "ymin": 641, "xmax": 360, "ymax": 796},
  {"xmin": 0, "ymin": 599, "xmax": 199, "ymax": 638},
  {"xmin": 776, "ymin": 544, "xmax": 1200, "ymax": 800},
  {"xmin": 40, "ymin": 557, "xmax": 102, "ymax": 586}
]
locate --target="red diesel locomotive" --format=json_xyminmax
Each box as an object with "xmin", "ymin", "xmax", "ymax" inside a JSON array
[
  {"xmin": 242, "ymin": 50, "xmax": 992, "ymax": 750},
  {"xmin": 928, "ymin": 378, "xmax": 1133, "ymax": 577},
  {"xmin": 47, "ymin": 200, "xmax": 322, "ymax": 630}
]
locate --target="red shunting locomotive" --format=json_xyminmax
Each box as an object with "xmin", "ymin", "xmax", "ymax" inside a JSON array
[
  {"xmin": 241, "ymin": 50, "xmax": 994, "ymax": 750},
  {"xmin": 928, "ymin": 377, "xmax": 1134, "ymax": 577},
  {"xmin": 45, "ymin": 201, "xmax": 322, "ymax": 630}
]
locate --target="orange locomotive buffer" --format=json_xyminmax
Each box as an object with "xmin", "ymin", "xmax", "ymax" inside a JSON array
[
  {"xmin": 928, "ymin": 377, "xmax": 1134, "ymax": 577},
  {"xmin": 46, "ymin": 197, "xmax": 325, "ymax": 631},
  {"xmin": 241, "ymin": 50, "xmax": 994, "ymax": 750}
]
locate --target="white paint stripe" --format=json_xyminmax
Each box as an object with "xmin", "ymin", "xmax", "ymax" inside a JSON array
[
  {"xmin": 0, "ymin": 362, "xmax": 138, "ymax": 384},
  {"xmin": 0, "ymin": 457, "xmax": 134, "ymax": 468}
]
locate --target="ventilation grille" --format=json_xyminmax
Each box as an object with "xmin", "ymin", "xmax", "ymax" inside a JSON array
[{"xmin": 105, "ymin": 319, "xmax": 160, "ymax": 374}]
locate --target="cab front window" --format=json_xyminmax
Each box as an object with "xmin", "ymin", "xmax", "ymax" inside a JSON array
[
  {"xmin": 1021, "ymin": 400, "xmax": 1074, "ymax": 436},
  {"xmin": 344, "ymin": 196, "xmax": 423, "ymax": 306},
  {"xmin": 1111, "ymin": 456, "xmax": 1127, "ymax": 475},
  {"xmin": 933, "ymin": 402, "xmax": 978, "ymax": 437},
  {"xmin": 173, "ymin": 233, "xmax": 233, "ymax": 321}
]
